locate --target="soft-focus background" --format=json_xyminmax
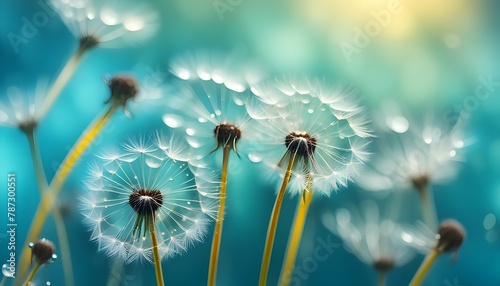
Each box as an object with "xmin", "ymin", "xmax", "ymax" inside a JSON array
[{"xmin": 1, "ymin": 0, "xmax": 499, "ymax": 285}]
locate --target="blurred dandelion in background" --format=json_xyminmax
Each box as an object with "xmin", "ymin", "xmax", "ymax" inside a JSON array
[
  {"xmin": 322, "ymin": 200, "xmax": 415, "ymax": 286},
  {"xmin": 357, "ymin": 101, "xmax": 471, "ymax": 229}
]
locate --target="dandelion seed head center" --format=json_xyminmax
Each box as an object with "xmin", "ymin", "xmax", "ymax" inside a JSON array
[
  {"xmin": 128, "ymin": 189, "xmax": 163, "ymax": 215},
  {"xmin": 214, "ymin": 123, "xmax": 241, "ymax": 146},
  {"xmin": 285, "ymin": 132, "xmax": 317, "ymax": 157},
  {"xmin": 436, "ymin": 220, "xmax": 465, "ymax": 253},
  {"xmin": 79, "ymin": 34, "xmax": 99, "ymax": 50},
  {"xmin": 410, "ymin": 174, "xmax": 430, "ymax": 192},
  {"xmin": 31, "ymin": 239, "xmax": 56, "ymax": 265},
  {"xmin": 107, "ymin": 75, "xmax": 139, "ymax": 108},
  {"xmin": 373, "ymin": 258, "xmax": 395, "ymax": 272},
  {"xmin": 18, "ymin": 118, "xmax": 37, "ymax": 134}
]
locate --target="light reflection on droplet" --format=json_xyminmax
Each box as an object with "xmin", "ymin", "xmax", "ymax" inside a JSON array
[
  {"xmin": 100, "ymin": 8, "xmax": 119, "ymax": 25},
  {"xmin": 162, "ymin": 114, "xmax": 183, "ymax": 128},
  {"xmin": 186, "ymin": 128, "xmax": 195, "ymax": 136},
  {"xmin": 387, "ymin": 116, "xmax": 409, "ymax": 133},
  {"xmin": 124, "ymin": 17, "xmax": 145, "ymax": 32},
  {"xmin": 449, "ymin": 150, "xmax": 456, "ymax": 157},
  {"xmin": 248, "ymin": 153, "xmax": 262, "ymax": 163},
  {"xmin": 484, "ymin": 213, "xmax": 496, "ymax": 230}
]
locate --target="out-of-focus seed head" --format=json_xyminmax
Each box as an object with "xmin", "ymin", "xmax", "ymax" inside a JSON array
[
  {"xmin": 79, "ymin": 34, "xmax": 100, "ymax": 51},
  {"xmin": 411, "ymin": 174, "xmax": 430, "ymax": 194},
  {"xmin": 105, "ymin": 75, "xmax": 139, "ymax": 114},
  {"xmin": 373, "ymin": 257, "xmax": 396, "ymax": 273},
  {"xmin": 436, "ymin": 219, "xmax": 465, "ymax": 253},
  {"xmin": 30, "ymin": 238, "xmax": 56, "ymax": 265}
]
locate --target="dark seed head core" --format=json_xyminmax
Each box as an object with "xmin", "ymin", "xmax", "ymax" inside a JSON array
[
  {"xmin": 214, "ymin": 122, "xmax": 241, "ymax": 149},
  {"xmin": 128, "ymin": 189, "xmax": 163, "ymax": 216},
  {"xmin": 31, "ymin": 239, "xmax": 55, "ymax": 265},
  {"xmin": 79, "ymin": 34, "xmax": 99, "ymax": 50},
  {"xmin": 285, "ymin": 132, "xmax": 317, "ymax": 157},
  {"xmin": 373, "ymin": 258, "xmax": 395, "ymax": 273},
  {"xmin": 106, "ymin": 75, "xmax": 139, "ymax": 110},
  {"xmin": 411, "ymin": 174, "xmax": 430, "ymax": 194},
  {"xmin": 436, "ymin": 219, "xmax": 465, "ymax": 253}
]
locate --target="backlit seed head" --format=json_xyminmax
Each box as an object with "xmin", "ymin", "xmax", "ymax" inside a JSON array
[
  {"xmin": 436, "ymin": 220, "xmax": 465, "ymax": 253},
  {"xmin": 373, "ymin": 258, "xmax": 396, "ymax": 273},
  {"xmin": 128, "ymin": 189, "xmax": 163, "ymax": 216},
  {"xmin": 213, "ymin": 122, "xmax": 241, "ymax": 152},
  {"xmin": 105, "ymin": 75, "xmax": 139, "ymax": 113},
  {"xmin": 79, "ymin": 34, "xmax": 100, "ymax": 51},
  {"xmin": 30, "ymin": 239, "xmax": 56, "ymax": 265},
  {"xmin": 285, "ymin": 132, "xmax": 317, "ymax": 158},
  {"xmin": 411, "ymin": 174, "xmax": 430, "ymax": 193}
]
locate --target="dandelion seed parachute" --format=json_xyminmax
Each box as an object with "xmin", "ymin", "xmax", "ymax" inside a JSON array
[
  {"xmin": 81, "ymin": 134, "xmax": 218, "ymax": 263},
  {"xmin": 249, "ymin": 75, "xmax": 372, "ymax": 197}
]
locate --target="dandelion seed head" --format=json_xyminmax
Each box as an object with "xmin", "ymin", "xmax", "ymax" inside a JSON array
[
  {"xmin": 52, "ymin": 0, "xmax": 159, "ymax": 49},
  {"xmin": 105, "ymin": 75, "xmax": 139, "ymax": 112},
  {"xmin": 436, "ymin": 219, "xmax": 465, "ymax": 253},
  {"xmin": 30, "ymin": 239, "xmax": 56, "ymax": 265},
  {"xmin": 81, "ymin": 133, "xmax": 218, "ymax": 263}
]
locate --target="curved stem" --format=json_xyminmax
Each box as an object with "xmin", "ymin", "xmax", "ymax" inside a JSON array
[
  {"xmin": 150, "ymin": 217, "xmax": 165, "ymax": 286},
  {"xmin": 207, "ymin": 146, "xmax": 231, "ymax": 286},
  {"xmin": 278, "ymin": 178, "xmax": 314, "ymax": 286},
  {"xmin": 25, "ymin": 129, "xmax": 74, "ymax": 286},
  {"xmin": 259, "ymin": 153, "xmax": 296, "ymax": 286},
  {"xmin": 38, "ymin": 45, "xmax": 88, "ymax": 122},
  {"xmin": 23, "ymin": 262, "xmax": 41, "ymax": 286},
  {"xmin": 409, "ymin": 249, "xmax": 440, "ymax": 286},
  {"xmin": 18, "ymin": 103, "xmax": 119, "ymax": 280}
]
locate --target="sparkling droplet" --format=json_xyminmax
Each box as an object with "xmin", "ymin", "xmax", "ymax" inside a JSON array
[
  {"xmin": 29, "ymin": 242, "xmax": 34, "ymax": 248},
  {"xmin": 307, "ymin": 108, "xmax": 314, "ymax": 114},
  {"xmin": 386, "ymin": 116, "xmax": 409, "ymax": 133},
  {"xmin": 2, "ymin": 264, "xmax": 14, "ymax": 277},
  {"xmin": 46, "ymin": 281, "xmax": 51, "ymax": 286},
  {"xmin": 162, "ymin": 114, "xmax": 184, "ymax": 128},
  {"xmin": 449, "ymin": 150, "xmax": 456, "ymax": 157},
  {"xmin": 169, "ymin": 177, "xmax": 174, "ymax": 182},
  {"xmin": 248, "ymin": 153, "xmax": 262, "ymax": 163},
  {"xmin": 186, "ymin": 128, "xmax": 195, "ymax": 136},
  {"xmin": 198, "ymin": 117, "xmax": 207, "ymax": 123}
]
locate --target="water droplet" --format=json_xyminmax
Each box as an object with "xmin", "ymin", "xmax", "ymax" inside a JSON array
[
  {"xmin": 2, "ymin": 264, "xmax": 14, "ymax": 277},
  {"xmin": 100, "ymin": 7, "xmax": 118, "ymax": 25},
  {"xmin": 484, "ymin": 213, "xmax": 496, "ymax": 230},
  {"xmin": 169, "ymin": 177, "xmax": 174, "ymax": 182},
  {"xmin": 123, "ymin": 17, "xmax": 145, "ymax": 32},
  {"xmin": 248, "ymin": 153, "xmax": 262, "ymax": 163},
  {"xmin": 210, "ymin": 114, "xmax": 215, "ymax": 118},
  {"xmin": 454, "ymin": 140, "xmax": 464, "ymax": 148},
  {"xmin": 29, "ymin": 242, "xmax": 34, "ymax": 248},
  {"xmin": 162, "ymin": 114, "xmax": 184, "ymax": 128},
  {"xmin": 186, "ymin": 128, "xmax": 195, "ymax": 136},
  {"xmin": 449, "ymin": 150, "xmax": 456, "ymax": 157},
  {"xmin": 198, "ymin": 117, "xmax": 207, "ymax": 123},
  {"xmin": 187, "ymin": 201, "xmax": 191, "ymax": 205},
  {"xmin": 307, "ymin": 108, "xmax": 314, "ymax": 114},
  {"xmin": 52, "ymin": 254, "xmax": 57, "ymax": 260},
  {"xmin": 46, "ymin": 281, "xmax": 51, "ymax": 286},
  {"xmin": 215, "ymin": 110, "xmax": 222, "ymax": 116},
  {"xmin": 386, "ymin": 116, "xmax": 409, "ymax": 133}
]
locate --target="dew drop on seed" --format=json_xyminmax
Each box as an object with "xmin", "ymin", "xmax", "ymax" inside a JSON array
[
  {"xmin": 248, "ymin": 153, "xmax": 262, "ymax": 163},
  {"xmin": 29, "ymin": 242, "xmax": 34, "ymax": 248},
  {"xmin": 169, "ymin": 177, "xmax": 174, "ymax": 182},
  {"xmin": 307, "ymin": 108, "xmax": 314, "ymax": 114},
  {"xmin": 100, "ymin": 8, "xmax": 118, "ymax": 26},
  {"xmin": 124, "ymin": 17, "xmax": 145, "ymax": 32},
  {"xmin": 46, "ymin": 281, "xmax": 51, "ymax": 286},
  {"xmin": 198, "ymin": 117, "xmax": 207, "ymax": 123},
  {"xmin": 52, "ymin": 254, "xmax": 57, "ymax": 260},
  {"xmin": 186, "ymin": 128, "xmax": 195, "ymax": 136},
  {"xmin": 162, "ymin": 114, "xmax": 184, "ymax": 128},
  {"xmin": 187, "ymin": 201, "xmax": 191, "ymax": 205}
]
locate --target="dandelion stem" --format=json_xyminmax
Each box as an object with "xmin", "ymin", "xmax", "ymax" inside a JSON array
[
  {"xmin": 377, "ymin": 271, "xmax": 387, "ymax": 286},
  {"xmin": 259, "ymin": 153, "xmax": 297, "ymax": 286},
  {"xmin": 38, "ymin": 45, "xmax": 88, "ymax": 122},
  {"xmin": 150, "ymin": 217, "xmax": 165, "ymax": 286},
  {"xmin": 278, "ymin": 180, "xmax": 313, "ymax": 286},
  {"xmin": 25, "ymin": 129, "xmax": 74, "ymax": 286},
  {"xmin": 207, "ymin": 146, "xmax": 231, "ymax": 286},
  {"xmin": 409, "ymin": 248, "xmax": 440, "ymax": 286},
  {"xmin": 417, "ymin": 185, "xmax": 438, "ymax": 230},
  {"xmin": 0, "ymin": 275, "xmax": 6, "ymax": 286},
  {"xmin": 23, "ymin": 262, "xmax": 41, "ymax": 286},
  {"xmin": 18, "ymin": 103, "xmax": 119, "ymax": 280}
]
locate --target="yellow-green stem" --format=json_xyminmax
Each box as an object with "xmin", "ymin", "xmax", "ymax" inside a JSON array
[
  {"xmin": 0, "ymin": 275, "xmax": 6, "ymax": 286},
  {"xmin": 207, "ymin": 146, "xmax": 231, "ymax": 286},
  {"xmin": 417, "ymin": 185, "xmax": 438, "ymax": 230},
  {"xmin": 38, "ymin": 45, "xmax": 87, "ymax": 122},
  {"xmin": 23, "ymin": 262, "xmax": 41, "ymax": 286},
  {"xmin": 409, "ymin": 249, "xmax": 440, "ymax": 286},
  {"xmin": 25, "ymin": 129, "xmax": 74, "ymax": 286},
  {"xmin": 18, "ymin": 103, "xmax": 119, "ymax": 280},
  {"xmin": 278, "ymin": 185, "xmax": 313, "ymax": 286},
  {"xmin": 150, "ymin": 217, "xmax": 165, "ymax": 286},
  {"xmin": 259, "ymin": 153, "xmax": 297, "ymax": 286}
]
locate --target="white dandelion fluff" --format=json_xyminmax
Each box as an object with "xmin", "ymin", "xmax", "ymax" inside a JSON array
[{"xmin": 80, "ymin": 134, "xmax": 218, "ymax": 263}]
